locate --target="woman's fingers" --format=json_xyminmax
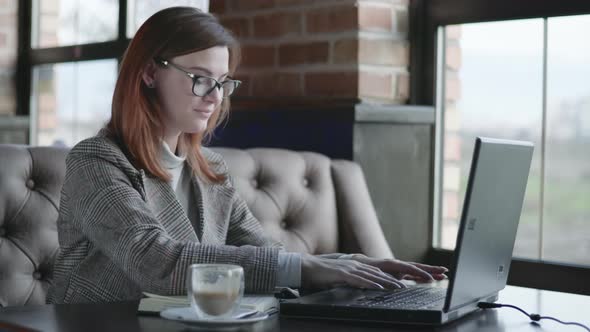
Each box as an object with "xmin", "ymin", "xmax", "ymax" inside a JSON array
[
  {"xmin": 432, "ymin": 273, "xmax": 448, "ymax": 280},
  {"xmin": 354, "ymin": 268, "xmax": 406, "ymax": 289},
  {"xmin": 353, "ymin": 262, "xmax": 406, "ymax": 287},
  {"xmin": 301, "ymin": 254, "xmax": 448, "ymax": 291},
  {"xmin": 340, "ymin": 261, "xmax": 406, "ymax": 289},
  {"xmin": 388, "ymin": 262, "xmax": 435, "ymax": 282},
  {"xmin": 411, "ymin": 262, "xmax": 448, "ymax": 274},
  {"xmin": 342, "ymin": 272, "xmax": 385, "ymax": 290}
]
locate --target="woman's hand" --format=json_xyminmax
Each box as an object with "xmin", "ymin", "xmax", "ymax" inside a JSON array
[
  {"xmin": 300, "ymin": 254, "xmax": 408, "ymax": 290},
  {"xmin": 349, "ymin": 254, "xmax": 448, "ymax": 283}
]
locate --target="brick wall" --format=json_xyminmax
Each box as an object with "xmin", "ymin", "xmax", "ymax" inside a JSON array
[
  {"xmin": 211, "ymin": 0, "xmax": 410, "ymax": 104},
  {"xmin": 0, "ymin": 0, "xmax": 17, "ymax": 116},
  {"xmin": 441, "ymin": 25, "xmax": 462, "ymax": 248}
]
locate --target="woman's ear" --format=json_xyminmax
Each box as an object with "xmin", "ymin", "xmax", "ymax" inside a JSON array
[{"xmin": 141, "ymin": 60, "xmax": 158, "ymax": 88}]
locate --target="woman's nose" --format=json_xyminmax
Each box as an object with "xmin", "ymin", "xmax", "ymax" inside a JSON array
[{"xmin": 203, "ymin": 85, "xmax": 223, "ymax": 104}]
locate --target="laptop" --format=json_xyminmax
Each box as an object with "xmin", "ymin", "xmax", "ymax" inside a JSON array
[{"xmin": 280, "ymin": 137, "xmax": 534, "ymax": 325}]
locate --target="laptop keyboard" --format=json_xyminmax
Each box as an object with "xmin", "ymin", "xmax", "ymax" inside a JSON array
[{"xmin": 353, "ymin": 287, "xmax": 446, "ymax": 310}]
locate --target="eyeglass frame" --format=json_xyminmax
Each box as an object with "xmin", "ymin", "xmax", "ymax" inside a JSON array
[{"xmin": 154, "ymin": 57, "xmax": 241, "ymax": 98}]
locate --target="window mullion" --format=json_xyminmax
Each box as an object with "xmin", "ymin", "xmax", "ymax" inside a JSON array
[
  {"xmin": 539, "ymin": 18, "xmax": 548, "ymax": 261},
  {"xmin": 432, "ymin": 26, "xmax": 446, "ymax": 248}
]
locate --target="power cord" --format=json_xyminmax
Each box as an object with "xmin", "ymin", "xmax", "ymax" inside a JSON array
[{"xmin": 478, "ymin": 302, "xmax": 590, "ymax": 332}]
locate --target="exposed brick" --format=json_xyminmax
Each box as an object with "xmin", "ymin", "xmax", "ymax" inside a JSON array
[
  {"xmin": 444, "ymin": 105, "xmax": 460, "ymax": 131},
  {"xmin": 252, "ymin": 73, "xmax": 276, "ymax": 96},
  {"xmin": 38, "ymin": 109, "xmax": 58, "ymax": 129},
  {"xmin": 305, "ymin": 72, "xmax": 357, "ymax": 97},
  {"xmin": 220, "ymin": 17, "xmax": 250, "ymax": 38},
  {"xmin": 278, "ymin": 42, "xmax": 329, "ymax": 66},
  {"xmin": 40, "ymin": 0, "xmax": 59, "ymax": 14},
  {"xmin": 359, "ymin": 39, "xmax": 408, "ymax": 66},
  {"xmin": 445, "ymin": 76, "xmax": 461, "ymax": 101},
  {"xmin": 443, "ymin": 190, "xmax": 460, "ymax": 220},
  {"xmin": 444, "ymin": 133, "xmax": 461, "ymax": 162},
  {"xmin": 240, "ymin": 45, "xmax": 275, "ymax": 68},
  {"xmin": 0, "ymin": 95, "xmax": 16, "ymax": 115},
  {"xmin": 0, "ymin": 55, "xmax": 14, "ymax": 66},
  {"xmin": 359, "ymin": 71, "xmax": 393, "ymax": 99},
  {"xmin": 232, "ymin": 74, "xmax": 252, "ymax": 97},
  {"xmin": 443, "ymin": 164, "xmax": 461, "ymax": 192},
  {"xmin": 0, "ymin": 14, "xmax": 16, "ymax": 27},
  {"xmin": 228, "ymin": 0, "xmax": 274, "ymax": 11},
  {"xmin": 395, "ymin": 73, "xmax": 409, "ymax": 102},
  {"xmin": 210, "ymin": 0, "xmax": 227, "ymax": 15},
  {"xmin": 275, "ymin": 0, "xmax": 316, "ymax": 8},
  {"xmin": 40, "ymin": 14, "xmax": 58, "ymax": 32},
  {"xmin": 275, "ymin": 72, "xmax": 302, "ymax": 96},
  {"xmin": 359, "ymin": 3, "xmax": 392, "ymax": 31},
  {"xmin": 332, "ymin": 39, "xmax": 357, "ymax": 64},
  {"xmin": 0, "ymin": 0, "xmax": 17, "ymax": 11},
  {"xmin": 306, "ymin": 5, "xmax": 357, "ymax": 34},
  {"xmin": 253, "ymin": 12, "xmax": 302, "ymax": 38},
  {"xmin": 38, "ymin": 93, "xmax": 56, "ymax": 114},
  {"xmin": 395, "ymin": 8, "xmax": 409, "ymax": 34},
  {"xmin": 446, "ymin": 44, "xmax": 461, "ymax": 71},
  {"xmin": 252, "ymin": 72, "xmax": 302, "ymax": 96},
  {"xmin": 446, "ymin": 25, "xmax": 462, "ymax": 40}
]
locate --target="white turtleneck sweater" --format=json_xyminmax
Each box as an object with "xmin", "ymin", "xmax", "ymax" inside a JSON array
[{"xmin": 160, "ymin": 142, "xmax": 301, "ymax": 288}]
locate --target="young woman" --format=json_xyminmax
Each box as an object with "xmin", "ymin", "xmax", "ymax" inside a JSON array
[{"xmin": 47, "ymin": 7, "xmax": 446, "ymax": 304}]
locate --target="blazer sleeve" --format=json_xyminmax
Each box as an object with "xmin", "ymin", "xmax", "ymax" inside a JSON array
[{"xmin": 63, "ymin": 150, "xmax": 280, "ymax": 295}]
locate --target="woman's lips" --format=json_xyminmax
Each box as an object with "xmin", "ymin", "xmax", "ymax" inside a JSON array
[{"xmin": 193, "ymin": 109, "xmax": 213, "ymax": 117}]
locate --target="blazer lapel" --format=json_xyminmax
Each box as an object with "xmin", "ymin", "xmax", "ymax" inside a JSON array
[
  {"xmin": 192, "ymin": 176, "xmax": 231, "ymax": 245},
  {"xmin": 143, "ymin": 175, "xmax": 199, "ymax": 243}
]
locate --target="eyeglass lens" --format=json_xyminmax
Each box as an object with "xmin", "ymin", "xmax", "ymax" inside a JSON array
[{"xmin": 193, "ymin": 77, "xmax": 238, "ymax": 98}]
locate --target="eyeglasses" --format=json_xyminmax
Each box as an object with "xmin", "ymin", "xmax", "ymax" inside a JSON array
[{"xmin": 155, "ymin": 58, "xmax": 241, "ymax": 98}]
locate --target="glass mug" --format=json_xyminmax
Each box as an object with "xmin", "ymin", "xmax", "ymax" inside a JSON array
[{"xmin": 187, "ymin": 264, "xmax": 244, "ymax": 319}]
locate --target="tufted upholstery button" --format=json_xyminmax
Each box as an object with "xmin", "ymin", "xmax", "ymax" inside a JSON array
[
  {"xmin": 0, "ymin": 227, "xmax": 5, "ymax": 237},
  {"xmin": 302, "ymin": 178, "xmax": 309, "ymax": 187},
  {"xmin": 26, "ymin": 179, "xmax": 35, "ymax": 189},
  {"xmin": 33, "ymin": 271, "xmax": 43, "ymax": 280},
  {"xmin": 280, "ymin": 221, "xmax": 288, "ymax": 229},
  {"xmin": 251, "ymin": 179, "xmax": 258, "ymax": 188}
]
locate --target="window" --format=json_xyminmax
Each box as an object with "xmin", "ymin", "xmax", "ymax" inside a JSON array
[
  {"xmin": 438, "ymin": 19, "xmax": 544, "ymax": 260},
  {"xmin": 414, "ymin": 0, "xmax": 590, "ymax": 294},
  {"xmin": 32, "ymin": 0, "xmax": 118, "ymax": 48},
  {"xmin": 544, "ymin": 15, "xmax": 590, "ymax": 264},
  {"xmin": 126, "ymin": 0, "xmax": 209, "ymax": 37},
  {"xmin": 31, "ymin": 59, "xmax": 117, "ymax": 146},
  {"xmin": 0, "ymin": 0, "xmax": 18, "ymax": 118},
  {"xmin": 436, "ymin": 15, "xmax": 590, "ymax": 266},
  {"xmin": 20, "ymin": 0, "xmax": 209, "ymax": 146}
]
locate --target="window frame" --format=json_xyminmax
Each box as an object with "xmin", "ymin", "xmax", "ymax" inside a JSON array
[
  {"xmin": 410, "ymin": 0, "xmax": 590, "ymax": 295},
  {"xmin": 16, "ymin": 0, "xmax": 130, "ymax": 119}
]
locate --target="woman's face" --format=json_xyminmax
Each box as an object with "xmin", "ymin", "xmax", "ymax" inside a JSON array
[{"xmin": 150, "ymin": 46, "xmax": 229, "ymax": 137}]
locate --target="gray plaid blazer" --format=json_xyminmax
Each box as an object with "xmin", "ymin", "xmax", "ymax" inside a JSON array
[{"xmin": 46, "ymin": 131, "xmax": 281, "ymax": 304}]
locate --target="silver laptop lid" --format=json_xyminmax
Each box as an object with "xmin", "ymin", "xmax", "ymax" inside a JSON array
[{"xmin": 444, "ymin": 137, "xmax": 534, "ymax": 312}]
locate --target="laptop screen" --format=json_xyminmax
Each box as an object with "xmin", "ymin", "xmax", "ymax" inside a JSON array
[{"xmin": 444, "ymin": 137, "xmax": 534, "ymax": 312}]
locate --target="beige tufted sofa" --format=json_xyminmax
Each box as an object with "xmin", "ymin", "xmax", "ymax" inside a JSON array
[{"xmin": 0, "ymin": 144, "xmax": 393, "ymax": 307}]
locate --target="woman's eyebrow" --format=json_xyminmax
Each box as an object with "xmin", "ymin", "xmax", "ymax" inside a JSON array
[{"xmin": 187, "ymin": 65, "xmax": 229, "ymax": 80}]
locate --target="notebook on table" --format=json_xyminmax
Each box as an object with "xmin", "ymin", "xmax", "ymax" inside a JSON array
[
  {"xmin": 138, "ymin": 292, "xmax": 279, "ymax": 316},
  {"xmin": 280, "ymin": 137, "xmax": 534, "ymax": 325}
]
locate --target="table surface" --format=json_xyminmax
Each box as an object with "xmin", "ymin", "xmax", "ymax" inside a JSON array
[{"xmin": 1, "ymin": 285, "xmax": 589, "ymax": 332}]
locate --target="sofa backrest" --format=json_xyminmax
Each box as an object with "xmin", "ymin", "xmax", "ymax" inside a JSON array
[
  {"xmin": 0, "ymin": 145, "xmax": 68, "ymax": 307},
  {"xmin": 0, "ymin": 144, "xmax": 392, "ymax": 306},
  {"xmin": 214, "ymin": 147, "xmax": 340, "ymax": 254}
]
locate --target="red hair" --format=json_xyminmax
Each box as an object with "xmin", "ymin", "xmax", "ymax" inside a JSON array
[{"xmin": 107, "ymin": 7, "xmax": 240, "ymax": 183}]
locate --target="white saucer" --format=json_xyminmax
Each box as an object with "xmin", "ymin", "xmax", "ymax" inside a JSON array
[{"xmin": 160, "ymin": 307, "xmax": 269, "ymax": 328}]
